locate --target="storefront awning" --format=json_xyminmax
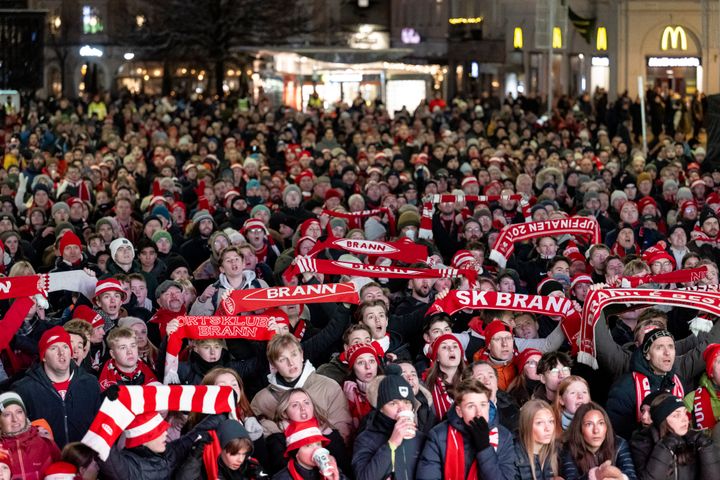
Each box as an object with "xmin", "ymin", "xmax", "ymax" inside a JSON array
[{"xmin": 286, "ymin": 47, "xmax": 414, "ymax": 64}]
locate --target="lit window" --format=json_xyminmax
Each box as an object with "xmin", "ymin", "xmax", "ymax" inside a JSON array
[
  {"xmin": 82, "ymin": 6, "xmax": 103, "ymax": 34},
  {"xmin": 596, "ymin": 27, "xmax": 607, "ymax": 51}
]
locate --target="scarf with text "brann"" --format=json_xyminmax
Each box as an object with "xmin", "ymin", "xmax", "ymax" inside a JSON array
[
  {"xmin": 217, "ymin": 282, "xmax": 360, "ymax": 316},
  {"xmin": 488, "ymin": 217, "xmax": 600, "ymax": 268},
  {"xmin": 163, "ymin": 312, "xmax": 284, "ymax": 384},
  {"xmin": 429, "ymin": 290, "xmax": 581, "ymax": 354},
  {"xmin": 307, "ymin": 236, "xmax": 429, "ymax": 264}
]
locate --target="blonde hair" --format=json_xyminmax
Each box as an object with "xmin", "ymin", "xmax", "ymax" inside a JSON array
[
  {"xmin": 552, "ymin": 375, "xmax": 590, "ymax": 434},
  {"xmin": 9, "ymin": 261, "xmax": 35, "ymax": 277},
  {"xmin": 266, "ymin": 334, "xmax": 302, "ymax": 363},
  {"xmin": 518, "ymin": 399, "xmax": 559, "ymax": 479},
  {"xmin": 106, "ymin": 327, "xmax": 136, "ymax": 349}
]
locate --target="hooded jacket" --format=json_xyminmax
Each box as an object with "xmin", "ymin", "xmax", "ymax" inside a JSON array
[{"xmin": 416, "ymin": 408, "xmax": 515, "ymax": 480}]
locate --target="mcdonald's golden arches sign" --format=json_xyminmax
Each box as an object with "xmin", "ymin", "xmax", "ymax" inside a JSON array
[{"xmin": 661, "ymin": 26, "xmax": 688, "ymax": 51}]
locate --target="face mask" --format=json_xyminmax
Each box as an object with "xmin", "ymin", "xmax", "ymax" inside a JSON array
[
  {"xmin": 553, "ymin": 273, "xmax": 571, "ymax": 288},
  {"xmin": 404, "ymin": 229, "xmax": 417, "ymax": 241}
]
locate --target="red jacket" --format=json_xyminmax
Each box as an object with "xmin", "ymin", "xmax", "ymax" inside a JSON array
[{"xmin": 0, "ymin": 426, "xmax": 61, "ymax": 479}]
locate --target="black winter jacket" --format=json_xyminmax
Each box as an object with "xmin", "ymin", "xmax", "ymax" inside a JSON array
[
  {"xmin": 513, "ymin": 441, "xmax": 558, "ymax": 480},
  {"xmin": 630, "ymin": 426, "xmax": 719, "ymax": 480},
  {"xmin": 13, "ymin": 363, "xmax": 101, "ymax": 448},
  {"xmin": 606, "ymin": 349, "xmax": 688, "ymax": 440},
  {"xmin": 352, "ymin": 409, "xmax": 424, "ymax": 480}
]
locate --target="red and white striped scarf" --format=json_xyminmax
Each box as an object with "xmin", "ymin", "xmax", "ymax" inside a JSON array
[
  {"xmin": 632, "ymin": 371, "xmax": 684, "ymax": 421},
  {"xmin": 488, "ymin": 216, "xmax": 600, "ymax": 268},
  {"xmin": 431, "ymin": 377, "xmax": 454, "ymax": 420}
]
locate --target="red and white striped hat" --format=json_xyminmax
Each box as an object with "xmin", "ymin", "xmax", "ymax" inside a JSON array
[
  {"xmin": 241, "ymin": 218, "xmax": 268, "ymax": 235},
  {"xmin": 451, "ymin": 250, "xmax": 475, "ymax": 269},
  {"xmin": 123, "ymin": 411, "xmax": 170, "ymax": 449},
  {"xmin": 284, "ymin": 418, "xmax": 329, "ymax": 456},
  {"xmin": 461, "ymin": 176, "xmax": 479, "ymax": 188},
  {"xmin": 570, "ymin": 274, "xmax": 593, "ymax": 290},
  {"xmin": 94, "ymin": 278, "xmax": 127, "ymax": 302},
  {"xmin": 43, "ymin": 461, "xmax": 78, "ymax": 479}
]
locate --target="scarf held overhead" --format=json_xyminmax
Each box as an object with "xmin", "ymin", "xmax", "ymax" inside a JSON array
[
  {"xmin": 429, "ymin": 290, "xmax": 580, "ymax": 352},
  {"xmin": 488, "ymin": 217, "xmax": 600, "ymax": 268},
  {"xmin": 419, "ymin": 194, "xmax": 530, "ymax": 240},
  {"xmin": 307, "ymin": 236, "xmax": 428, "ymax": 264},
  {"xmin": 82, "ymin": 385, "xmax": 237, "ymax": 461},
  {"xmin": 620, "ymin": 266, "xmax": 708, "ymax": 287},
  {"xmin": 285, "ymin": 257, "xmax": 478, "ymax": 284},
  {"xmin": 579, "ymin": 286, "xmax": 720, "ymax": 369},
  {"xmin": 218, "ymin": 282, "xmax": 360, "ymax": 316},
  {"xmin": 163, "ymin": 312, "xmax": 283, "ymax": 383}
]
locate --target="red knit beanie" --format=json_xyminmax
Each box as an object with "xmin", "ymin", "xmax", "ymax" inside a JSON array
[
  {"xmin": 515, "ymin": 348, "xmax": 542, "ymax": 372},
  {"xmin": 429, "ymin": 333, "xmax": 464, "ymax": 362},
  {"xmin": 39, "ymin": 326, "xmax": 72, "ymax": 361},
  {"xmin": 703, "ymin": 343, "xmax": 720, "ymax": 379},
  {"xmin": 58, "ymin": 231, "xmax": 82, "ymax": 255},
  {"xmin": 482, "ymin": 320, "xmax": 512, "ymax": 343}
]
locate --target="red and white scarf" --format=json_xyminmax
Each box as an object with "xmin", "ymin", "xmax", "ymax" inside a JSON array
[
  {"xmin": 633, "ymin": 372, "xmax": 684, "ymax": 421},
  {"xmin": 99, "ymin": 359, "xmax": 158, "ymax": 391},
  {"xmin": 431, "ymin": 376, "xmax": 454, "ymax": 420},
  {"xmin": 307, "ymin": 236, "xmax": 429, "ymax": 263},
  {"xmin": 322, "ymin": 207, "xmax": 396, "ymax": 236},
  {"xmin": 218, "ymin": 282, "xmax": 360, "ymax": 315},
  {"xmin": 488, "ymin": 217, "xmax": 600, "ymax": 268},
  {"xmin": 419, "ymin": 194, "xmax": 529, "ymax": 240},
  {"xmin": 445, "ymin": 423, "xmax": 498, "ymax": 480},
  {"xmin": 619, "ymin": 266, "xmax": 708, "ymax": 287},
  {"xmin": 579, "ymin": 286, "xmax": 720, "ymax": 369},
  {"xmin": 285, "ymin": 257, "xmax": 478, "ymax": 284},
  {"xmin": 82, "ymin": 385, "xmax": 238, "ymax": 461},
  {"xmin": 692, "ymin": 385, "xmax": 718, "ymax": 429},
  {"xmin": 429, "ymin": 290, "xmax": 580, "ymax": 352},
  {"xmin": 163, "ymin": 313, "xmax": 282, "ymax": 383}
]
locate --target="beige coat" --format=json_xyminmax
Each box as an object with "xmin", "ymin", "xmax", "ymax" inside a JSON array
[{"xmin": 250, "ymin": 363, "xmax": 353, "ymax": 442}]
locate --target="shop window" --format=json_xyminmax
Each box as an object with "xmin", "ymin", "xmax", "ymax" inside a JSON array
[{"xmin": 82, "ymin": 6, "xmax": 103, "ymax": 34}]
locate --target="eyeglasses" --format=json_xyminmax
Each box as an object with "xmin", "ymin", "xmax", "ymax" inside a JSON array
[{"xmin": 547, "ymin": 367, "xmax": 571, "ymax": 376}]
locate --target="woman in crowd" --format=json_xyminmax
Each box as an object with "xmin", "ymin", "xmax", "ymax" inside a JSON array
[
  {"xmin": 0, "ymin": 392, "xmax": 61, "ymax": 479},
  {"xmin": 423, "ymin": 334, "xmax": 465, "ymax": 420},
  {"xmin": 508, "ymin": 348, "xmax": 543, "ymax": 407},
  {"xmin": 561, "ymin": 402, "xmax": 637, "ymax": 480},
  {"xmin": 61, "ymin": 442, "xmax": 101, "ymax": 480},
  {"xmin": 342, "ymin": 341, "xmax": 383, "ymax": 432},
  {"xmin": 514, "ymin": 399, "xmax": 560, "ymax": 480},
  {"xmin": 176, "ymin": 418, "xmax": 265, "ymax": 480},
  {"xmin": 263, "ymin": 388, "xmax": 349, "ymax": 476},
  {"xmin": 630, "ymin": 393, "xmax": 719, "ymax": 479},
  {"xmin": 553, "ymin": 376, "xmax": 591, "ymax": 432}
]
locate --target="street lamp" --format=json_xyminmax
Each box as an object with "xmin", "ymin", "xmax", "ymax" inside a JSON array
[{"xmin": 50, "ymin": 15, "xmax": 61, "ymax": 34}]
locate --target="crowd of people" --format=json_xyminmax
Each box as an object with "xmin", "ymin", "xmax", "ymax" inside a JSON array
[{"xmin": 0, "ymin": 84, "xmax": 718, "ymax": 480}]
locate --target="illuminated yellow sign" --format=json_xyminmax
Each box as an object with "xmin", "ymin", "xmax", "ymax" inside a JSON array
[
  {"xmin": 596, "ymin": 27, "xmax": 607, "ymax": 51},
  {"xmin": 513, "ymin": 27, "xmax": 523, "ymax": 49},
  {"xmin": 449, "ymin": 17, "xmax": 483, "ymax": 25},
  {"xmin": 661, "ymin": 26, "xmax": 687, "ymax": 51},
  {"xmin": 552, "ymin": 27, "xmax": 562, "ymax": 49}
]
